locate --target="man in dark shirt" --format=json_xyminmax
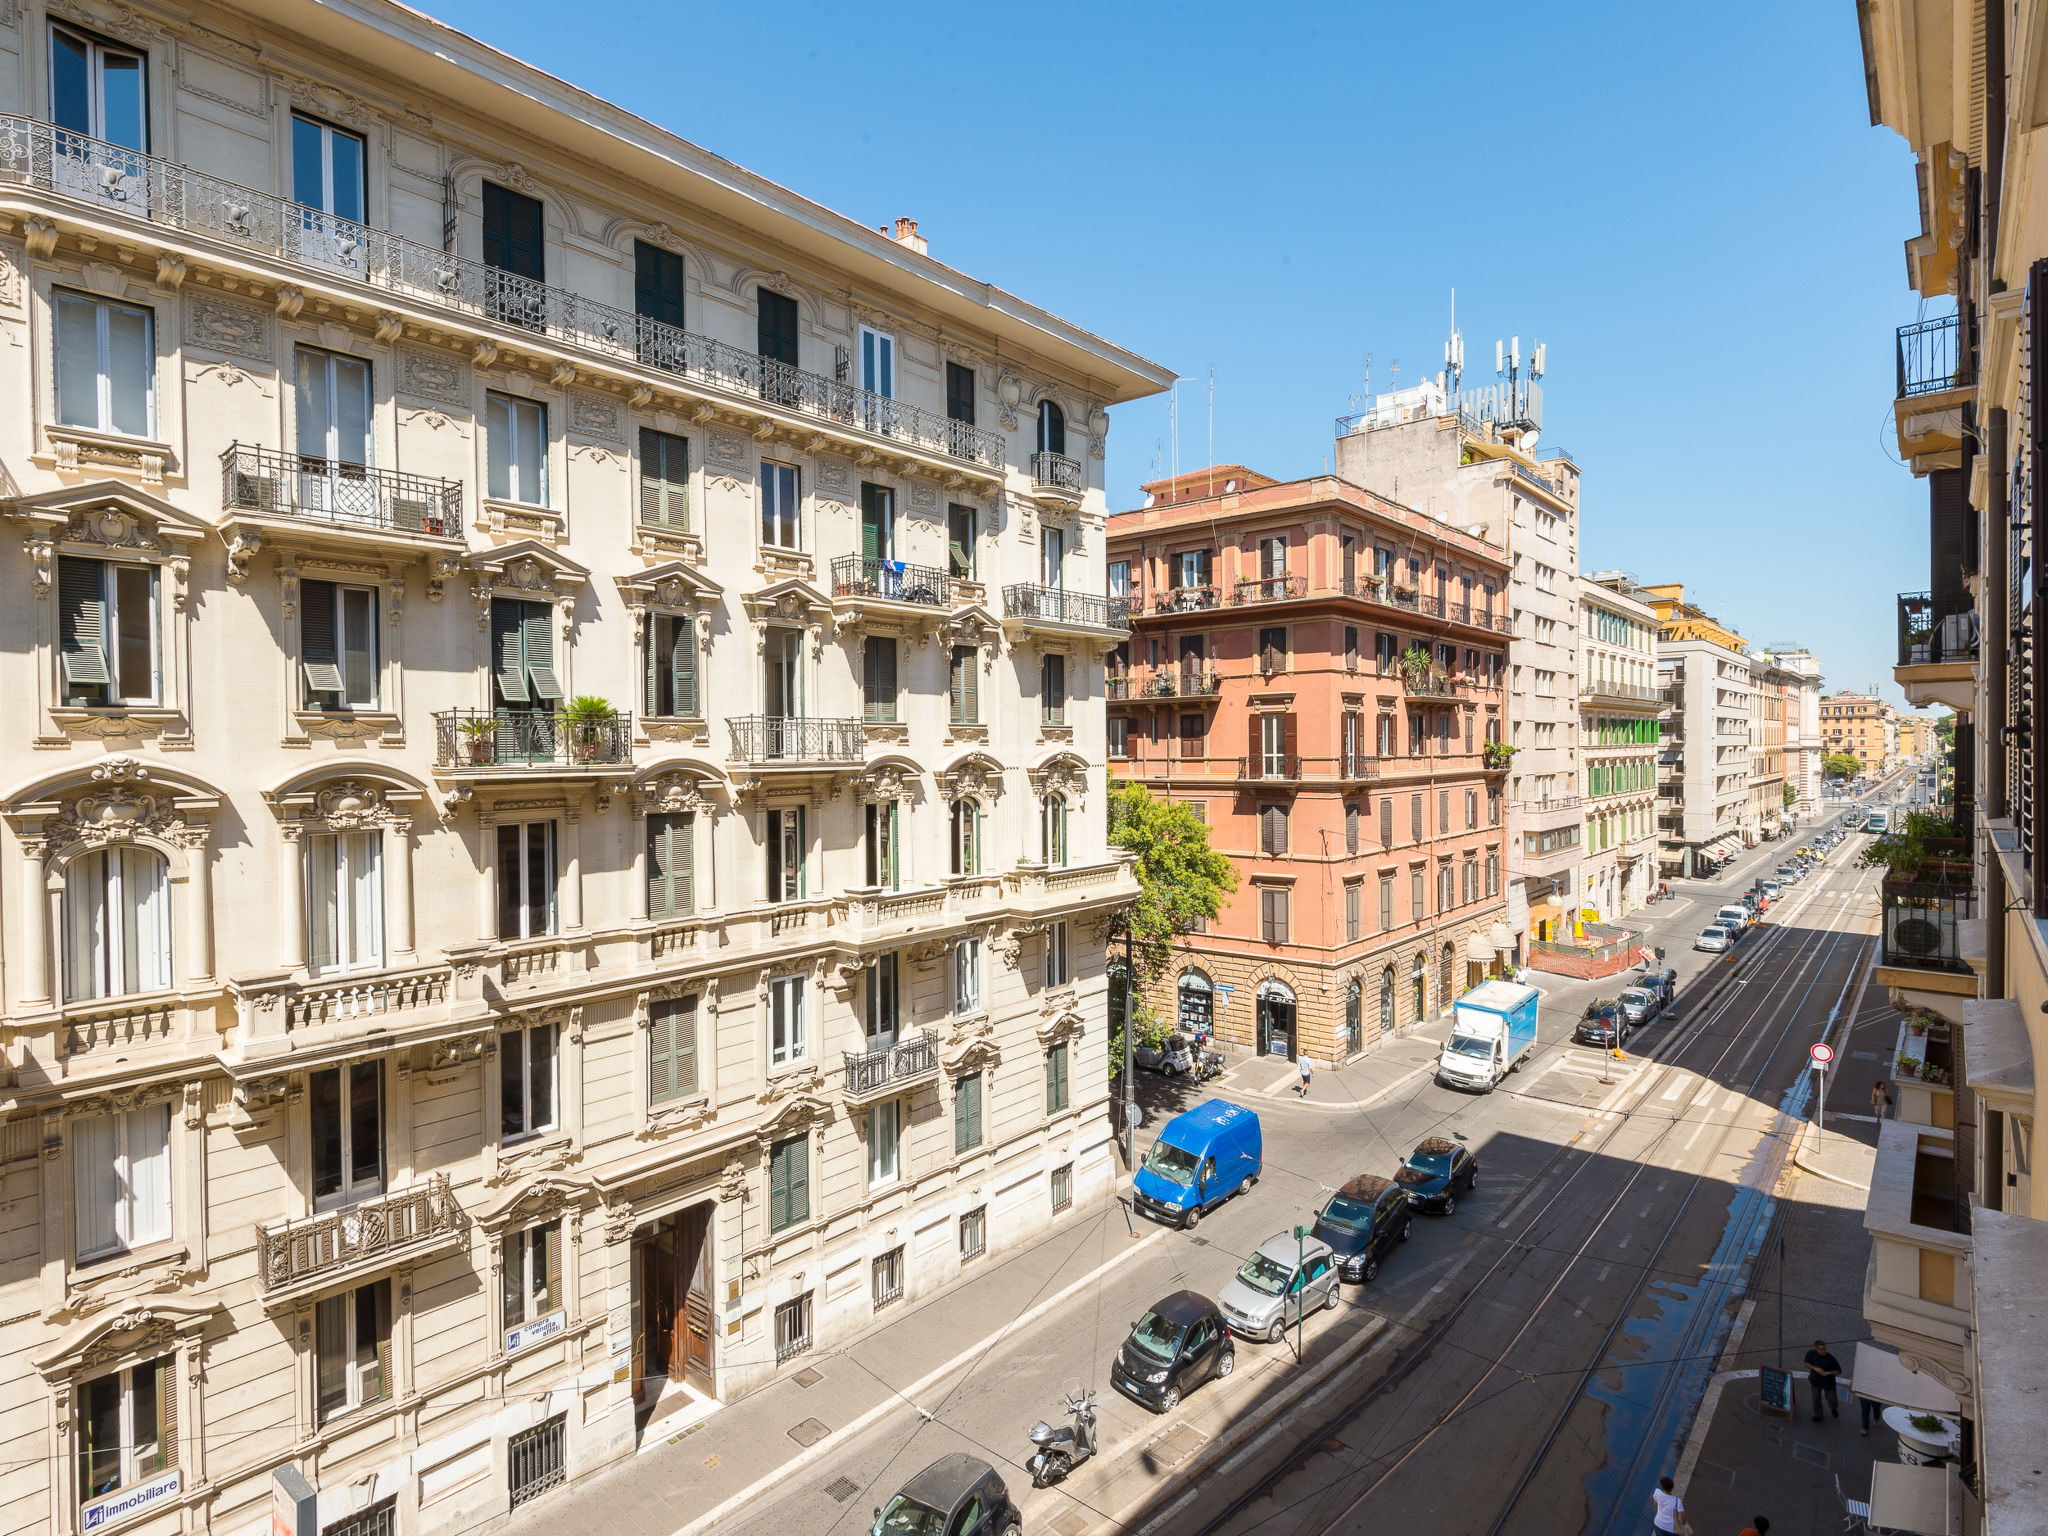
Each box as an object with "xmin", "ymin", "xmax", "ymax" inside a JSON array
[{"xmin": 1804, "ymin": 1339, "xmax": 1843, "ymax": 1422}]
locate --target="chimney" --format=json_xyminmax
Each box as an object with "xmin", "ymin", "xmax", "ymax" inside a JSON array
[{"xmin": 887, "ymin": 216, "xmax": 927, "ymax": 256}]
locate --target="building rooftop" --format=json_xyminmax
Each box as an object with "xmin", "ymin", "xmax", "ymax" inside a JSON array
[
  {"xmin": 1970, "ymin": 1208, "xmax": 2048, "ymax": 1536},
  {"xmin": 1108, "ymin": 471, "xmax": 1506, "ymax": 565}
]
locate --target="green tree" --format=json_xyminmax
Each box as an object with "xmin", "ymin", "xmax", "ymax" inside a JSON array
[
  {"xmin": 1106, "ymin": 781, "xmax": 1238, "ymax": 1065},
  {"xmin": 1824, "ymin": 751, "xmax": 1863, "ymax": 779},
  {"xmin": 1783, "ymin": 782, "xmax": 1798, "ymax": 807}
]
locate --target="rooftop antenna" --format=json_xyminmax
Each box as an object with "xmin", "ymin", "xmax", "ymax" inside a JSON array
[
  {"xmin": 1169, "ymin": 383, "xmax": 1179, "ymax": 492},
  {"xmin": 1206, "ymin": 365, "xmax": 1215, "ymax": 498},
  {"xmin": 1444, "ymin": 288, "xmax": 1463, "ymax": 394}
]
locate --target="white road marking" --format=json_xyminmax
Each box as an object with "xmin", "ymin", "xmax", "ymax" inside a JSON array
[{"xmin": 1659, "ymin": 1077, "xmax": 1687, "ymax": 1103}]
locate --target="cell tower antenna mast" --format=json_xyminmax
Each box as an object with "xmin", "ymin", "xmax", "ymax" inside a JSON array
[{"xmin": 1444, "ymin": 288, "xmax": 1463, "ymax": 394}]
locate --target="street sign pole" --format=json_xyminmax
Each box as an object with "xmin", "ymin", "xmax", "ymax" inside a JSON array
[
  {"xmin": 1294, "ymin": 1223, "xmax": 1308, "ymax": 1361},
  {"xmin": 1809, "ymin": 1041, "xmax": 1836, "ymax": 1153}
]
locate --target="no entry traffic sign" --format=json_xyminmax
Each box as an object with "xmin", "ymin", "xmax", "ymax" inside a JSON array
[{"xmin": 1809, "ymin": 1042, "xmax": 1835, "ymax": 1069}]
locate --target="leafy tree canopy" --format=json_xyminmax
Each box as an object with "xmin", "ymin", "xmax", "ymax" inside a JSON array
[{"xmin": 1107, "ymin": 780, "xmax": 1239, "ymax": 985}]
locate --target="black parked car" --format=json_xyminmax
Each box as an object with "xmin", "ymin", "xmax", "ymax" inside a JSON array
[
  {"xmin": 1311, "ymin": 1173, "xmax": 1414, "ymax": 1283},
  {"xmin": 1575, "ymin": 998, "xmax": 1627, "ymax": 1047},
  {"xmin": 872, "ymin": 1454, "xmax": 1019, "ymax": 1536},
  {"xmin": 1394, "ymin": 1136, "xmax": 1479, "ymax": 1214},
  {"xmin": 1110, "ymin": 1289, "xmax": 1234, "ymax": 1413}
]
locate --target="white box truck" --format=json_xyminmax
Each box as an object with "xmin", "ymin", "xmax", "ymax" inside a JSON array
[{"xmin": 1435, "ymin": 979, "xmax": 1540, "ymax": 1091}]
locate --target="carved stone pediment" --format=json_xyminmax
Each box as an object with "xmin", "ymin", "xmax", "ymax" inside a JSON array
[
  {"xmin": 633, "ymin": 768, "xmax": 718, "ymax": 817},
  {"xmin": 1027, "ymin": 751, "xmax": 1089, "ymax": 807},
  {"xmin": 938, "ymin": 752, "xmax": 1006, "ymax": 806},
  {"xmin": 853, "ymin": 759, "xmax": 921, "ymax": 805},
  {"xmin": 478, "ymin": 1172, "xmax": 592, "ymax": 1229},
  {"xmin": 33, "ymin": 1298, "xmax": 218, "ymax": 1381},
  {"xmin": 1037, "ymin": 1007, "xmax": 1086, "ymax": 1048}
]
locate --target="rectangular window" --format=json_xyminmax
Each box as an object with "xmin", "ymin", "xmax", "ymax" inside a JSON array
[
  {"xmin": 1046, "ymin": 1043, "xmax": 1071, "ymax": 1114},
  {"xmin": 55, "ymin": 290, "xmax": 153, "ymax": 436},
  {"xmin": 1438, "ymin": 863, "xmax": 1454, "ymax": 913},
  {"xmin": 486, "ymin": 392, "xmax": 547, "ymax": 505},
  {"xmin": 773, "ymin": 1291, "xmax": 813, "ymax": 1362},
  {"xmin": 768, "ymin": 1135, "xmax": 809, "ymax": 1233},
  {"xmin": 496, "ymin": 821, "xmax": 557, "ymax": 939},
  {"xmin": 1345, "ymin": 802, "xmax": 1361, "ymax": 854},
  {"xmin": 948, "ymin": 504, "xmax": 977, "ymax": 578},
  {"xmin": 649, "ymin": 994, "xmax": 699, "ymax": 1105},
  {"xmin": 953, "ymin": 937, "xmax": 981, "ymax": 1015},
  {"xmin": 51, "ymin": 24, "xmax": 148, "ymax": 150},
  {"xmin": 1379, "ymin": 877, "xmax": 1394, "ymax": 932},
  {"xmin": 769, "ymin": 975, "xmax": 806, "ymax": 1066},
  {"xmin": 945, "ymin": 363, "xmax": 976, "ymax": 425},
  {"xmin": 644, "ymin": 612, "xmax": 700, "ymax": 719},
  {"xmin": 1109, "ymin": 559, "xmax": 1134, "ymax": 598},
  {"xmin": 864, "ymin": 635, "xmax": 899, "ymax": 722},
  {"xmin": 1259, "ymin": 535, "xmax": 1287, "ymax": 578},
  {"xmin": 1344, "ymin": 626, "xmax": 1360, "ymax": 671},
  {"xmin": 294, "ymin": 346, "xmax": 371, "ymax": 467},
  {"xmin": 63, "ymin": 844, "xmax": 169, "ymax": 1003},
  {"xmin": 639, "ymin": 428, "xmax": 690, "ymax": 528},
  {"xmin": 490, "ymin": 597, "xmax": 564, "ymax": 713},
  {"xmin": 860, "ymin": 324, "xmax": 895, "ymax": 398},
  {"xmin": 864, "ymin": 953, "xmax": 899, "ymax": 1047},
  {"xmin": 954, "ymin": 1072, "xmax": 984, "ymax": 1153},
  {"xmin": 864, "ymin": 800, "xmax": 901, "ymax": 890},
  {"xmin": 1258, "ymin": 627, "xmax": 1286, "ymax": 674},
  {"xmin": 316, "ymin": 1279, "xmax": 391, "ymax": 1423},
  {"xmin": 757, "ymin": 288, "xmax": 799, "ymax": 365},
  {"xmin": 1346, "ymin": 881, "xmax": 1362, "ymax": 941},
  {"xmin": 501, "ymin": 1220, "xmax": 562, "ymax": 1333},
  {"xmin": 1488, "ymin": 788, "xmax": 1501, "ymax": 826},
  {"xmin": 1260, "ymin": 802, "xmax": 1289, "ymax": 855},
  {"xmin": 57, "ymin": 554, "xmax": 157, "ymax": 708},
  {"xmin": 867, "ymin": 1099, "xmax": 901, "ymax": 1187},
  {"xmin": 951, "ymin": 800, "xmax": 980, "ymax": 876},
  {"xmin": 1259, "ymin": 887, "xmax": 1290, "ymax": 943},
  {"xmin": 309, "ymin": 1062, "xmax": 382, "ymax": 1210},
  {"xmin": 482, "ymin": 180, "xmax": 544, "ymax": 280},
  {"xmin": 872, "ymin": 1245, "xmax": 905, "ymax": 1308},
  {"xmin": 1041, "ymin": 526, "xmax": 1065, "ymax": 588},
  {"xmin": 960, "ymin": 1206, "xmax": 986, "ymax": 1260},
  {"xmin": 1050, "ymin": 1162, "xmax": 1074, "ymax": 1213},
  {"xmin": 1042, "ymin": 653, "xmax": 1067, "ymax": 725},
  {"xmin": 948, "ymin": 643, "xmax": 980, "ymax": 724},
  {"xmin": 1466, "ymin": 790, "xmax": 1479, "ymax": 829},
  {"xmin": 646, "ymin": 812, "xmax": 695, "ymax": 920},
  {"xmin": 760, "ymin": 461, "xmax": 801, "ymax": 548},
  {"xmin": 73, "ymin": 1103, "xmax": 170, "ymax": 1262},
  {"xmin": 1439, "ymin": 790, "xmax": 1451, "ymax": 832},
  {"xmin": 1045, "ymin": 921, "xmax": 1071, "ymax": 987},
  {"xmin": 299, "ymin": 580, "xmax": 378, "ymax": 712},
  {"xmin": 1410, "ymin": 870, "xmax": 1425, "ymax": 922},
  {"xmin": 76, "ymin": 1356, "xmax": 173, "ymax": 1515},
  {"xmin": 500, "ymin": 1019, "xmax": 557, "ymax": 1141},
  {"xmin": 766, "ymin": 806, "xmax": 806, "ymax": 902},
  {"xmin": 307, "ymin": 829, "xmax": 384, "ymax": 975},
  {"xmin": 1379, "ymin": 799, "xmax": 1394, "ymax": 848},
  {"xmin": 1411, "ymin": 794, "xmax": 1424, "ymax": 842}
]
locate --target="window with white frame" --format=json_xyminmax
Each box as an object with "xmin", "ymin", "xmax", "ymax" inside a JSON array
[
  {"xmin": 953, "ymin": 936, "xmax": 981, "ymax": 1014},
  {"xmin": 309, "ymin": 1062, "xmax": 383, "ymax": 1210},
  {"xmin": 1041, "ymin": 653, "xmax": 1067, "ymax": 725},
  {"xmin": 864, "ymin": 953, "xmax": 899, "ymax": 1049},
  {"xmin": 954, "ymin": 1074, "xmax": 983, "ymax": 1155},
  {"xmin": 496, "ymin": 820, "xmax": 557, "ymax": 939},
  {"xmin": 315, "ymin": 1278, "xmax": 391, "ymax": 1423},
  {"xmin": 860, "ymin": 325, "xmax": 895, "ymax": 399},
  {"xmin": 294, "ymin": 346, "xmax": 371, "ymax": 467},
  {"xmin": 54, "ymin": 290, "xmax": 154, "ymax": 437},
  {"xmin": 867, "ymin": 1099, "xmax": 900, "ymax": 1187},
  {"xmin": 73, "ymin": 1102, "xmax": 171, "ymax": 1262},
  {"xmin": 300, "ymin": 580, "xmax": 378, "ymax": 711},
  {"xmin": 57, "ymin": 555, "xmax": 158, "ymax": 707},
  {"xmin": 769, "ymin": 975, "xmax": 807, "ymax": 1066},
  {"xmin": 307, "ymin": 829, "xmax": 383, "ymax": 975},
  {"xmin": 647, "ymin": 812, "xmax": 695, "ymax": 920},
  {"xmin": 760, "ymin": 461, "xmax": 801, "ymax": 548},
  {"xmin": 1045, "ymin": 920, "xmax": 1070, "ymax": 988},
  {"xmin": 502, "ymin": 1219, "xmax": 562, "ymax": 1334},
  {"xmin": 75, "ymin": 1356, "xmax": 174, "ymax": 1515},
  {"xmin": 50, "ymin": 24, "xmax": 148, "ymax": 151},
  {"xmin": 63, "ymin": 845, "xmax": 170, "ymax": 1001},
  {"xmin": 500, "ymin": 1018, "xmax": 557, "ymax": 1141},
  {"xmin": 1041, "ymin": 793, "xmax": 1069, "ymax": 867},
  {"xmin": 766, "ymin": 806, "xmax": 806, "ymax": 902},
  {"xmin": 290, "ymin": 113, "xmax": 365, "ymax": 223},
  {"xmin": 486, "ymin": 392, "xmax": 547, "ymax": 506},
  {"xmin": 865, "ymin": 798, "xmax": 902, "ymax": 890},
  {"xmin": 950, "ymin": 799, "xmax": 980, "ymax": 875},
  {"xmin": 644, "ymin": 611, "xmax": 700, "ymax": 718}
]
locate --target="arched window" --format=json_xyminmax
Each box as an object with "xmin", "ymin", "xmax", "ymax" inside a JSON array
[
  {"xmin": 1344, "ymin": 978, "xmax": 1361, "ymax": 1055},
  {"xmin": 1041, "ymin": 793, "xmax": 1068, "ymax": 867},
  {"xmin": 64, "ymin": 846, "xmax": 171, "ymax": 1001},
  {"xmin": 1440, "ymin": 941, "xmax": 1454, "ymax": 1007},
  {"xmin": 950, "ymin": 799, "xmax": 981, "ymax": 876},
  {"xmin": 1379, "ymin": 966, "xmax": 1396, "ymax": 1037},
  {"xmin": 1410, "ymin": 951, "xmax": 1427, "ymax": 1021},
  {"xmin": 1177, "ymin": 969, "xmax": 1213, "ymax": 1035},
  {"xmin": 1037, "ymin": 400, "xmax": 1066, "ymax": 458}
]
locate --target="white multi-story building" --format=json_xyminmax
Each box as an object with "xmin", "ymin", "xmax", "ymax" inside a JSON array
[
  {"xmin": 1333, "ymin": 376, "xmax": 1580, "ymax": 964},
  {"xmin": 1637, "ymin": 584, "xmax": 1753, "ymax": 877},
  {"xmin": 1579, "ymin": 577, "xmax": 1661, "ymax": 918},
  {"xmin": 0, "ymin": 5, "xmax": 1167, "ymax": 1536}
]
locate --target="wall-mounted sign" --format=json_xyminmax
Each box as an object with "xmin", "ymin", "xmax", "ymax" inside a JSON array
[
  {"xmin": 83, "ymin": 1469, "xmax": 182, "ymax": 1533},
  {"xmin": 505, "ymin": 1309, "xmax": 566, "ymax": 1355}
]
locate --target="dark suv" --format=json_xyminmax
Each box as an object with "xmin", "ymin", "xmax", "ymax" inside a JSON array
[
  {"xmin": 1311, "ymin": 1173, "xmax": 1414, "ymax": 1283},
  {"xmin": 1574, "ymin": 998, "xmax": 1627, "ymax": 1047},
  {"xmin": 872, "ymin": 1455, "xmax": 1019, "ymax": 1536},
  {"xmin": 1111, "ymin": 1290, "xmax": 1234, "ymax": 1413}
]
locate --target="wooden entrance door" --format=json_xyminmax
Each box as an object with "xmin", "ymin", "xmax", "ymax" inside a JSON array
[
  {"xmin": 636, "ymin": 1230, "xmax": 677, "ymax": 1398},
  {"xmin": 679, "ymin": 1204, "xmax": 714, "ymax": 1390}
]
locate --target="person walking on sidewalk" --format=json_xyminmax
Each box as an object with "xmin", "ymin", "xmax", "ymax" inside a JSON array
[
  {"xmin": 1803, "ymin": 1339, "xmax": 1843, "ymax": 1422},
  {"xmin": 1858, "ymin": 1391, "xmax": 1881, "ymax": 1435},
  {"xmin": 1871, "ymin": 1080, "xmax": 1894, "ymax": 1122},
  {"xmin": 1648, "ymin": 1476, "xmax": 1686, "ymax": 1535},
  {"xmin": 1738, "ymin": 1520, "xmax": 1771, "ymax": 1536},
  {"xmin": 1296, "ymin": 1055, "xmax": 1313, "ymax": 1098}
]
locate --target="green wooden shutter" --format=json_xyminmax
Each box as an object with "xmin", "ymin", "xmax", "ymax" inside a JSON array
[
  {"xmin": 57, "ymin": 557, "xmax": 110, "ymax": 686},
  {"xmin": 955, "ymin": 1073, "xmax": 982, "ymax": 1154},
  {"xmin": 648, "ymin": 816, "xmax": 672, "ymax": 918},
  {"xmin": 767, "ymin": 1136, "xmax": 787, "ymax": 1229},
  {"xmin": 300, "ymin": 578, "xmax": 344, "ymax": 694},
  {"xmin": 769, "ymin": 1137, "xmax": 808, "ymax": 1231},
  {"xmin": 152, "ymin": 1356, "xmax": 176, "ymax": 1474},
  {"xmin": 677, "ymin": 814, "xmax": 695, "ymax": 915},
  {"xmin": 860, "ymin": 484, "xmax": 883, "ymax": 563},
  {"xmin": 644, "ymin": 612, "xmax": 658, "ymax": 714},
  {"xmin": 649, "ymin": 999, "xmax": 674, "ymax": 1102},
  {"xmin": 639, "ymin": 428, "xmax": 690, "ymax": 528},
  {"xmin": 673, "ymin": 620, "xmax": 699, "ymax": 716},
  {"xmin": 674, "ymin": 997, "xmax": 698, "ymax": 1095},
  {"xmin": 522, "ymin": 602, "xmax": 563, "ymax": 701},
  {"xmin": 492, "ymin": 600, "xmax": 530, "ymax": 704}
]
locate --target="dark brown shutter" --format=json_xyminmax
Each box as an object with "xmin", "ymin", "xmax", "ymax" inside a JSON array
[
  {"xmin": 1248, "ymin": 714, "xmax": 1263, "ymax": 778},
  {"xmin": 1282, "ymin": 713, "xmax": 1298, "ymax": 771}
]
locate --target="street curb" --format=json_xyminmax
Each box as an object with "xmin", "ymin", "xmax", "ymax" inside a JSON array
[
  {"xmin": 1790, "ymin": 1122, "xmax": 1874, "ymax": 1192},
  {"xmin": 1674, "ymin": 1369, "xmax": 1760, "ymax": 1499},
  {"xmin": 664, "ymin": 1210, "xmax": 1169, "ymax": 1536}
]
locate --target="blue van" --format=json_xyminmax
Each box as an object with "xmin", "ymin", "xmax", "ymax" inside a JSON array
[{"xmin": 1132, "ymin": 1099, "xmax": 1263, "ymax": 1229}]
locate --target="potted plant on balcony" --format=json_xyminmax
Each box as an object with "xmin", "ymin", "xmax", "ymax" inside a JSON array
[
  {"xmin": 1482, "ymin": 740, "xmax": 1517, "ymax": 772},
  {"xmin": 458, "ymin": 715, "xmax": 498, "ymax": 765},
  {"xmin": 562, "ymin": 696, "xmax": 614, "ymax": 763},
  {"xmin": 1858, "ymin": 809, "xmax": 1962, "ymax": 883},
  {"xmin": 1398, "ymin": 644, "xmax": 1434, "ymax": 687}
]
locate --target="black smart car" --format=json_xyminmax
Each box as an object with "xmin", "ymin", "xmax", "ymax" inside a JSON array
[
  {"xmin": 1393, "ymin": 1136, "xmax": 1479, "ymax": 1214},
  {"xmin": 1110, "ymin": 1288, "xmax": 1234, "ymax": 1413},
  {"xmin": 1574, "ymin": 998, "xmax": 1627, "ymax": 1047},
  {"xmin": 1311, "ymin": 1173, "xmax": 1414, "ymax": 1283},
  {"xmin": 872, "ymin": 1454, "xmax": 1019, "ymax": 1536}
]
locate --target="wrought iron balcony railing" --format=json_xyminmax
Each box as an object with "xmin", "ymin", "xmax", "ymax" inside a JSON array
[
  {"xmin": 434, "ymin": 708, "xmax": 631, "ymax": 769},
  {"xmin": 1340, "ymin": 752, "xmax": 1381, "ymax": 781},
  {"xmin": 727, "ymin": 715, "xmax": 865, "ymax": 764},
  {"xmin": 843, "ymin": 1030, "xmax": 939, "ymax": 1098},
  {"xmin": 1106, "ymin": 672, "xmax": 1132, "ymax": 700},
  {"xmin": 1001, "ymin": 584, "xmax": 1131, "ymax": 632},
  {"xmin": 1897, "ymin": 590, "xmax": 1979, "ymax": 667},
  {"xmin": 258, "ymin": 1173, "xmax": 462, "ymax": 1293},
  {"xmin": 1031, "ymin": 450, "xmax": 1083, "ymax": 495},
  {"xmin": 1896, "ymin": 314, "xmax": 1967, "ymax": 399},
  {"xmin": 1233, "ymin": 575, "xmax": 1308, "ymax": 605},
  {"xmin": 0, "ymin": 116, "xmax": 1006, "ymax": 469},
  {"xmin": 221, "ymin": 443, "xmax": 463, "ymax": 537},
  {"xmin": 1239, "ymin": 754, "xmax": 1303, "ymax": 782},
  {"xmin": 1152, "ymin": 585, "xmax": 1221, "ymax": 613},
  {"xmin": 830, "ymin": 556, "xmax": 950, "ymax": 608}
]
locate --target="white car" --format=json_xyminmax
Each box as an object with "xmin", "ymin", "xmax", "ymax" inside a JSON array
[{"xmin": 1695, "ymin": 927, "xmax": 1732, "ymax": 954}]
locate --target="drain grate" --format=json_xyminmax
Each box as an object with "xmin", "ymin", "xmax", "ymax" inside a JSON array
[
  {"xmin": 1188, "ymin": 1235, "xmax": 1210, "ymax": 1247},
  {"xmin": 1792, "ymin": 1443, "xmax": 1831, "ymax": 1468},
  {"xmin": 1048, "ymin": 1513, "xmax": 1093, "ymax": 1536},
  {"xmin": 793, "ymin": 1367, "xmax": 825, "ymax": 1389},
  {"xmin": 823, "ymin": 1477, "xmax": 860, "ymax": 1504},
  {"xmin": 1145, "ymin": 1423, "xmax": 1208, "ymax": 1473},
  {"xmin": 788, "ymin": 1417, "xmax": 831, "ymax": 1448},
  {"xmin": 1693, "ymin": 1460, "xmax": 1737, "ymax": 1488}
]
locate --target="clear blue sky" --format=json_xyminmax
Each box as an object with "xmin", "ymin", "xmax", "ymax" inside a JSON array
[{"xmin": 425, "ymin": 0, "xmax": 1930, "ymax": 712}]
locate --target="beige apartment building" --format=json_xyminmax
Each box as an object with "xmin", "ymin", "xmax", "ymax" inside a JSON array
[
  {"xmin": 1334, "ymin": 378, "xmax": 1580, "ymax": 962},
  {"xmin": 1821, "ymin": 690, "xmax": 1894, "ymax": 775},
  {"xmin": 1748, "ymin": 654, "xmax": 1792, "ymax": 838},
  {"xmin": 0, "ymin": 5, "xmax": 1167, "ymax": 1536},
  {"xmin": 1577, "ymin": 577, "xmax": 1660, "ymax": 920},
  {"xmin": 1755, "ymin": 647, "xmax": 1823, "ymax": 814}
]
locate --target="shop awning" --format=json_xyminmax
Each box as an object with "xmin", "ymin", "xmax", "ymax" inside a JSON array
[
  {"xmin": 1465, "ymin": 932, "xmax": 1495, "ymax": 962},
  {"xmin": 1867, "ymin": 1462, "xmax": 1951, "ymax": 1536},
  {"xmin": 1852, "ymin": 1343, "xmax": 1961, "ymax": 1415}
]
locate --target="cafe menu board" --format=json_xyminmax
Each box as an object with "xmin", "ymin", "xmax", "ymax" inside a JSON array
[{"xmin": 1758, "ymin": 1366, "xmax": 1793, "ymax": 1418}]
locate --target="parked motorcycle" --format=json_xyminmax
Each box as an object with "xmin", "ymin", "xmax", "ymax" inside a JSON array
[{"xmin": 1027, "ymin": 1390, "xmax": 1099, "ymax": 1488}]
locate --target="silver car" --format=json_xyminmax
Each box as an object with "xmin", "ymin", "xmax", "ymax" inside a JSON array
[
  {"xmin": 1216, "ymin": 1232, "xmax": 1340, "ymax": 1343},
  {"xmin": 1619, "ymin": 986, "xmax": 1660, "ymax": 1026}
]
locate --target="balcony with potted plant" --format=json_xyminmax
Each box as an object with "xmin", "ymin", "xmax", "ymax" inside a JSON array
[{"xmin": 431, "ymin": 700, "xmax": 632, "ymax": 780}]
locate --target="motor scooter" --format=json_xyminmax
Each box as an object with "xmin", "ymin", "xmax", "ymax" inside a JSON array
[{"xmin": 1027, "ymin": 1390, "xmax": 1098, "ymax": 1488}]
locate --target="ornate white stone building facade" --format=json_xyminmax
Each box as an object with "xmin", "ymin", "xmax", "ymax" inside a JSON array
[{"xmin": 0, "ymin": 4, "xmax": 1167, "ymax": 1536}]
